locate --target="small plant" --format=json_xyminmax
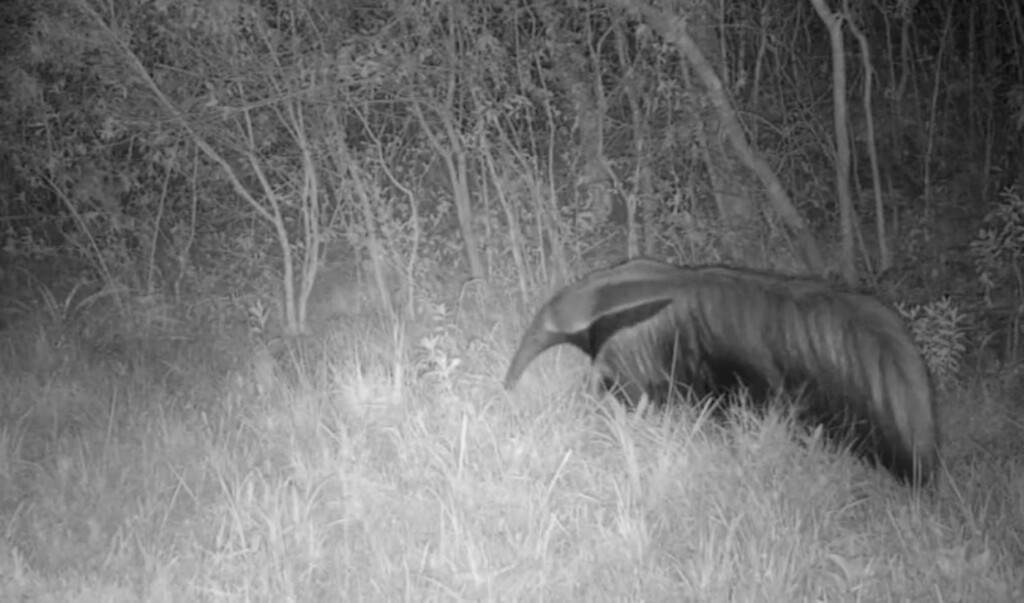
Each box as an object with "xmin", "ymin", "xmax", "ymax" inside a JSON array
[
  {"xmin": 415, "ymin": 302, "xmax": 462, "ymax": 389},
  {"xmin": 898, "ymin": 298, "xmax": 967, "ymax": 389},
  {"xmin": 970, "ymin": 187, "xmax": 1024, "ymax": 307},
  {"xmin": 969, "ymin": 186, "xmax": 1024, "ymax": 361},
  {"xmin": 246, "ymin": 297, "xmax": 273, "ymax": 338}
]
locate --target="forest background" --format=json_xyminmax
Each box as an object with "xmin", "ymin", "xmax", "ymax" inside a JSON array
[{"xmin": 0, "ymin": 0, "xmax": 1022, "ymax": 600}]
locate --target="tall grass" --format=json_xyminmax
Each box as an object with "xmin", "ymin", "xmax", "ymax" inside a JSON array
[{"xmin": 0, "ymin": 291, "xmax": 1021, "ymax": 602}]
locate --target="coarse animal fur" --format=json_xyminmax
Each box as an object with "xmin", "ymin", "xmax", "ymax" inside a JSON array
[{"xmin": 504, "ymin": 258, "xmax": 939, "ymax": 486}]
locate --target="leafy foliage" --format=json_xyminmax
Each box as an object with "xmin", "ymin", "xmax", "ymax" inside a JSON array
[
  {"xmin": 970, "ymin": 187, "xmax": 1024, "ymax": 306},
  {"xmin": 898, "ymin": 298, "xmax": 967, "ymax": 389},
  {"xmin": 969, "ymin": 187, "xmax": 1024, "ymax": 361}
]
